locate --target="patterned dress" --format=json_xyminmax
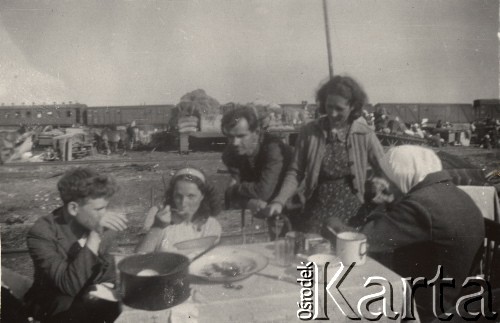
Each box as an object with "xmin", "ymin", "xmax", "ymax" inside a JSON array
[{"xmin": 304, "ymin": 125, "xmax": 362, "ymax": 233}]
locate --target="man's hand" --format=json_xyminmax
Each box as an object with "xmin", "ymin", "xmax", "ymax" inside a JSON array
[
  {"xmin": 264, "ymin": 202, "xmax": 283, "ymax": 218},
  {"xmin": 247, "ymin": 199, "xmax": 267, "ymax": 218}
]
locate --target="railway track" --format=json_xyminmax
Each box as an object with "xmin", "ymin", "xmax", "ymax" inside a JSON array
[{"xmin": 3, "ymin": 154, "xmax": 220, "ymax": 167}]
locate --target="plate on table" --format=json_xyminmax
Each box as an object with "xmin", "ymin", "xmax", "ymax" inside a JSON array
[
  {"xmin": 173, "ymin": 236, "xmax": 219, "ymax": 260},
  {"xmin": 174, "ymin": 236, "xmax": 219, "ymax": 250},
  {"xmin": 189, "ymin": 246, "xmax": 268, "ymax": 282}
]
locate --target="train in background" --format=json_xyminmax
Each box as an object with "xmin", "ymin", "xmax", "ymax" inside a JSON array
[
  {"xmin": 0, "ymin": 99, "xmax": 499, "ymax": 128},
  {"xmin": 369, "ymin": 99, "xmax": 500, "ymax": 125},
  {"xmin": 0, "ymin": 102, "xmax": 175, "ymax": 128}
]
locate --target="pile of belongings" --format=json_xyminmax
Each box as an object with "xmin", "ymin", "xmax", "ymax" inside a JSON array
[
  {"xmin": 246, "ymin": 100, "xmax": 296, "ymax": 131},
  {"xmin": 170, "ymin": 89, "xmax": 220, "ymax": 133},
  {"xmin": 0, "ymin": 127, "xmax": 34, "ymax": 164}
]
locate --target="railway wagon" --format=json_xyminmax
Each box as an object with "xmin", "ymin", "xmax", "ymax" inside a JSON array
[
  {"xmin": 84, "ymin": 104, "xmax": 175, "ymax": 128},
  {"xmin": 0, "ymin": 103, "xmax": 85, "ymax": 127},
  {"xmin": 473, "ymin": 99, "xmax": 500, "ymax": 120},
  {"xmin": 373, "ymin": 103, "xmax": 474, "ymax": 124}
]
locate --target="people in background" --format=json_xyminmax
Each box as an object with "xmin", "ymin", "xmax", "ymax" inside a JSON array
[
  {"xmin": 411, "ymin": 123, "xmax": 425, "ymax": 138},
  {"xmin": 362, "ymin": 110, "xmax": 375, "ymax": 130},
  {"xmin": 136, "ymin": 167, "xmax": 222, "ymax": 253},
  {"xmin": 266, "ymin": 75, "xmax": 392, "ymax": 236},
  {"xmin": 374, "ymin": 110, "xmax": 388, "ymax": 132},
  {"xmin": 361, "ymin": 146, "xmax": 484, "ymax": 322},
  {"xmin": 221, "ymin": 105, "xmax": 295, "ymax": 239},
  {"xmin": 25, "ymin": 168, "xmax": 127, "ymax": 323},
  {"xmin": 126, "ymin": 120, "xmax": 138, "ymax": 150}
]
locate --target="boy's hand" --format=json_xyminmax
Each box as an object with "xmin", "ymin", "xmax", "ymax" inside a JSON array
[{"xmin": 98, "ymin": 212, "xmax": 128, "ymax": 233}]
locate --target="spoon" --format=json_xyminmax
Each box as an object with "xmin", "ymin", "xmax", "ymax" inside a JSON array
[
  {"xmin": 168, "ymin": 240, "xmax": 220, "ymax": 275},
  {"xmin": 325, "ymin": 225, "xmax": 338, "ymax": 237}
]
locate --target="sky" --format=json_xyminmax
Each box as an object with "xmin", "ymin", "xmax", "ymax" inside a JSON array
[{"xmin": 0, "ymin": 0, "xmax": 498, "ymax": 107}]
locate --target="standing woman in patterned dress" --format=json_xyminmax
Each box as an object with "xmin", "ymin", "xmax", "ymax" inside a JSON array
[{"xmin": 266, "ymin": 75, "xmax": 392, "ymax": 235}]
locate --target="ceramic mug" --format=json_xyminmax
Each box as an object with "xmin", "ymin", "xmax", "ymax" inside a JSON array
[{"xmin": 336, "ymin": 232, "xmax": 368, "ymax": 266}]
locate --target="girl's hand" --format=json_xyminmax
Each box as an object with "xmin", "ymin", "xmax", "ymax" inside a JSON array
[{"xmin": 155, "ymin": 205, "xmax": 172, "ymax": 226}]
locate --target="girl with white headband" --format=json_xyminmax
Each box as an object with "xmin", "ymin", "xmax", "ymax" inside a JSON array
[{"xmin": 136, "ymin": 167, "xmax": 222, "ymax": 253}]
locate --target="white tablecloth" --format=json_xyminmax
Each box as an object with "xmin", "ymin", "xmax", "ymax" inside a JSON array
[{"xmin": 116, "ymin": 242, "xmax": 414, "ymax": 323}]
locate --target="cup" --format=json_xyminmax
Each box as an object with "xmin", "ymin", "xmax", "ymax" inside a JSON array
[
  {"xmin": 274, "ymin": 237, "xmax": 295, "ymax": 267},
  {"xmin": 336, "ymin": 232, "xmax": 368, "ymax": 266}
]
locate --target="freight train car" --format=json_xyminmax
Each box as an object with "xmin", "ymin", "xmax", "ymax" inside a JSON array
[
  {"xmin": 473, "ymin": 99, "xmax": 500, "ymax": 120},
  {"xmin": 0, "ymin": 103, "xmax": 86, "ymax": 127},
  {"xmin": 84, "ymin": 104, "xmax": 175, "ymax": 128},
  {"xmin": 373, "ymin": 103, "xmax": 474, "ymax": 124}
]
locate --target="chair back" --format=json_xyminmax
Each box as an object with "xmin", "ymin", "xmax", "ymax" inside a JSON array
[
  {"xmin": 458, "ymin": 186, "xmax": 499, "ymax": 222},
  {"xmin": 483, "ymin": 218, "xmax": 500, "ymax": 289}
]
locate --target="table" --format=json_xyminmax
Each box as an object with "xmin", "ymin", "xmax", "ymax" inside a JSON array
[{"xmin": 115, "ymin": 242, "xmax": 413, "ymax": 323}]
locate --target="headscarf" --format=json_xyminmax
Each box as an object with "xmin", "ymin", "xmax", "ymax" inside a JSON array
[{"xmin": 384, "ymin": 145, "xmax": 442, "ymax": 194}]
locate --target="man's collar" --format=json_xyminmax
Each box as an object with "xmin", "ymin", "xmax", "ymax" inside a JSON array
[{"xmin": 57, "ymin": 205, "xmax": 89, "ymax": 238}]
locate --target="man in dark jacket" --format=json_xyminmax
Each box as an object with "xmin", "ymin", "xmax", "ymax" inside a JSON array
[
  {"xmin": 25, "ymin": 167, "xmax": 128, "ymax": 323},
  {"xmin": 362, "ymin": 146, "xmax": 485, "ymax": 322},
  {"xmin": 221, "ymin": 105, "xmax": 294, "ymax": 238}
]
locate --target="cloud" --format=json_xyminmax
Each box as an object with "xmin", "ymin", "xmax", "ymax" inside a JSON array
[{"xmin": 0, "ymin": 27, "xmax": 76, "ymax": 105}]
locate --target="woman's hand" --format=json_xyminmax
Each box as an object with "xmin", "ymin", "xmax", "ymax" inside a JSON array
[
  {"xmin": 369, "ymin": 177, "xmax": 395, "ymax": 204},
  {"xmin": 264, "ymin": 202, "xmax": 283, "ymax": 217},
  {"xmin": 154, "ymin": 205, "xmax": 172, "ymax": 227}
]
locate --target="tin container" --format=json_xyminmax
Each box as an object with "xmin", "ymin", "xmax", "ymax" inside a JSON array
[{"xmin": 304, "ymin": 233, "xmax": 325, "ymax": 254}]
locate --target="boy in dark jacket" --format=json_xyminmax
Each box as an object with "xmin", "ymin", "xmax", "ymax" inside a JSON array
[{"xmin": 25, "ymin": 167, "xmax": 128, "ymax": 323}]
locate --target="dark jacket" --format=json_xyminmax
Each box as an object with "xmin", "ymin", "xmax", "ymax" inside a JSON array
[
  {"xmin": 362, "ymin": 171, "xmax": 485, "ymax": 321},
  {"xmin": 25, "ymin": 207, "xmax": 116, "ymax": 320},
  {"xmin": 222, "ymin": 132, "xmax": 293, "ymax": 206}
]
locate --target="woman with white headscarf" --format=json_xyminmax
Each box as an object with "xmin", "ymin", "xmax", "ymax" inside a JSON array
[{"xmin": 362, "ymin": 145, "xmax": 484, "ymax": 322}]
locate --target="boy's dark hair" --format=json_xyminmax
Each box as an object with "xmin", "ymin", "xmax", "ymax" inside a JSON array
[
  {"xmin": 57, "ymin": 167, "xmax": 117, "ymax": 204},
  {"xmin": 221, "ymin": 105, "xmax": 260, "ymax": 135}
]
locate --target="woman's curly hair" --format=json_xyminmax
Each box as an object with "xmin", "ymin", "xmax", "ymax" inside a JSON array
[
  {"xmin": 164, "ymin": 169, "xmax": 221, "ymax": 223},
  {"xmin": 316, "ymin": 75, "xmax": 368, "ymax": 124}
]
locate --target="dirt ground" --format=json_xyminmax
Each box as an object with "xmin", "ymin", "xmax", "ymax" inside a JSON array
[
  {"xmin": 1, "ymin": 145, "xmax": 499, "ymax": 278},
  {"xmin": 0, "ymin": 149, "xmax": 270, "ymax": 277}
]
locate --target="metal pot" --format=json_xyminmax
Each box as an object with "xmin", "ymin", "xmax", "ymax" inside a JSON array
[{"xmin": 118, "ymin": 252, "xmax": 190, "ymax": 311}]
